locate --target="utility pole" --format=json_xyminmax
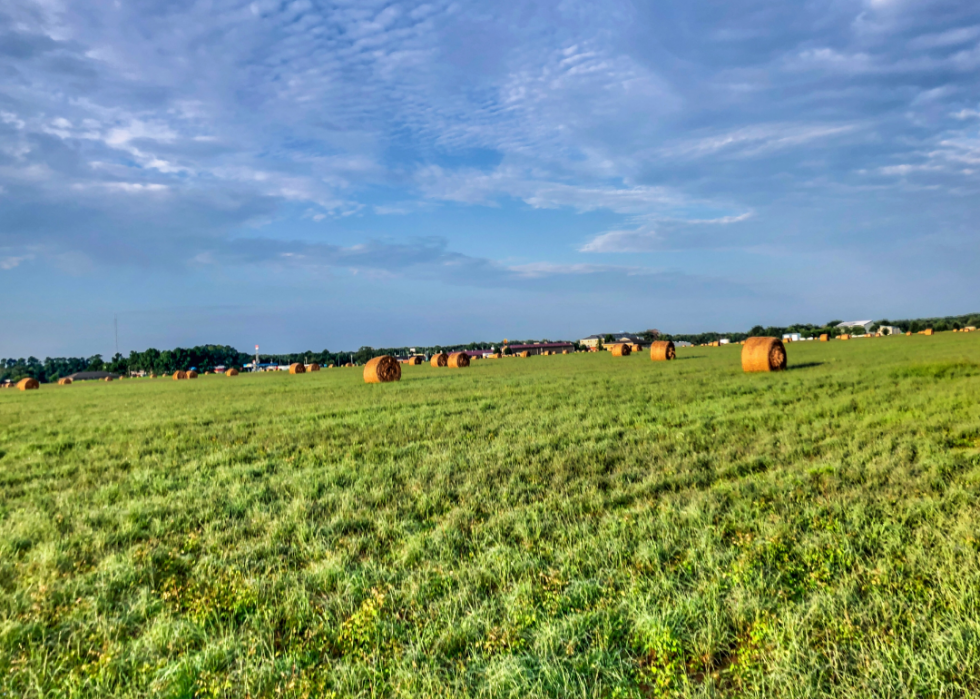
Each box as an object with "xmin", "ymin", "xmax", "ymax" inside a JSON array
[{"xmin": 114, "ymin": 314, "xmax": 119, "ymax": 356}]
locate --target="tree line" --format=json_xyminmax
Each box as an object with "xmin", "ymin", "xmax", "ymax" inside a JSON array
[{"xmin": 4, "ymin": 312, "xmax": 978, "ymax": 383}]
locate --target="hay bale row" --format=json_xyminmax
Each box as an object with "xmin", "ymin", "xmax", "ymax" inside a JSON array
[
  {"xmin": 173, "ymin": 370, "xmax": 188, "ymax": 380},
  {"xmin": 610, "ymin": 343, "xmax": 631, "ymax": 357},
  {"xmin": 364, "ymin": 355, "xmax": 401, "ymax": 383},
  {"xmin": 289, "ymin": 363, "xmax": 305, "ymax": 374},
  {"xmin": 306, "ymin": 363, "xmax": 320, "ymax": 372},
  {"xmin": 519, "ymin": 351, "xmax": 530, "ymax": 358},
  {"xmin": 17, "ymin": 378, "xmax": 39, "ymax": 391},
  {"xmin": 649, "ymin": 341, "xmax": 675, "ymax": 362},
  {"xmin": 742, "ymin": 337, "xmax": 786, "ymax": 373}
]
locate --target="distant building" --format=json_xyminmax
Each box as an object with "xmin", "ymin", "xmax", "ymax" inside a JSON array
[
  {"xmin": 877, "ymin": 325, "xmax": 901, "ymax": 335},
  {"xmin": 718, "ymin": 338, "xmax": 731, "ymax": 345},
  {"xmin": 782, "ymin": 333, "xmax": 802, "ymax": 342},
  {"xmin": 506, "ymin": 342, "xmax": 575, "ymax": 356},
  {"xmin": 675, "ymin": 341, "xmax": 693, "ymax": 347},
  {"xmin": 837, "ymin": 320, "xmax": 874, "ymax": 333},
  {"xmin": 579, "ymin": 333, "xmax": 644, "ymax": 348}
]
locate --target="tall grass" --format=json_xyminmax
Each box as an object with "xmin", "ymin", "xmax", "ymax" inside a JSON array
[{"xmin": 2, "ymin": 335, "xmax": 980, "ymax": 697}]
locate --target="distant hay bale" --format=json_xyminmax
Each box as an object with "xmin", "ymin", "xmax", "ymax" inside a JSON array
[
  {"xmin": 923, "ymin": 328, "xmax": 934, "ymax": 336},
  {"xmin": 519, "ymin": 351, "xmax": 530, "ymax": 358},
  {"xmin": 448, "ymin": 352, "xmax": 470, "ymax": 368},
  {"xmin": 187, "ymin": 371, "xmax": 198, "ymax": 379},
  {"xmin": 57, "ymin": 377, "xmax": 72, "ymax": 385},
  {"xmin": 306, "ymin": 363, "xmax": 320, "ymax": 372},
  {"xmin": 742, "ymin": 337, "xmax": 787, "ymax": 373},
  {"xmin": 345, "ymin": 363, "xmax": 354, "ymax": 367},
  {"xmin": 104, "ymin": 376, "xmax": 113, "ymax": 382},
  {"xmin": 906, "ymin": 332, "xmax": 912, "ymax": 336},
  {"xmin": 489, "ymin": 352, "xmax": 502, "ymax": 359},
  {"xmin": 610, "ymin": 343, "xmax": 631, "ymax": 357},
  {"xmin": 405, "ymin": 356, "xmax": 423, "ymax": 365},
  {"xmin": 631, "ymin": 344, "xmax": 642, "ymax": 353},
  {"xmin": 562, "ymin": 350, "xmax": 569, "ymax": 354},
  {"xmin": 839, "ymin": 334, "xmax": 850, "ymax": 340},
  {"xmin": 17, "ymin": 378, "xmax": 39, "ymax": 391},
  {"xmin": 149, "ymin": 373, "xmax": 157, "ymax": 378},
  {"xmin": 364, "ymin": 355, "xmax": 401, "ymax": 383},
  {"xmin": 328, "ymin": 364, "xmax": 335, "ymax": 368},
  {"xmin": 819, "ymin": 334, "xmax": 829, "ymax": 342},
  {"xmin": 289, "ymin": 363, "xmax": 305, "ymax": 374},
  {"xmin": 649, "ymin": 341, "xmax": 676, "ymax": 362},
  {"xmin": 225, "ymin": 368, "xmax": 239, "ymax": 376},
  {"xmin": 173, "ymin": 371, "xmax": 187, "ymax": 380},
  {"xmin": 431, "ymin": 353, "xmax": 449, "ymax": 367}
]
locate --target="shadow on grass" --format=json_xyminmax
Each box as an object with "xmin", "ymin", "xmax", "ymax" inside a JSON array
[
  {"xmin": 676, "ymin": 355, "xmax": 707, "ymax": 361},
  {"xmin": 788, "ymin": 362, "xmax": 825, "ymax": 371}
]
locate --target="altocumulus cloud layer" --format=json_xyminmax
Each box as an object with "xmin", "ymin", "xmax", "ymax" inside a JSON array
[{"xmin": 1, "ymin": 0, "xmax": 979, "ymax": 354}]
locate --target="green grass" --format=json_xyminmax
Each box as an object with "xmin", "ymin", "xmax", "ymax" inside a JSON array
[{"xmin": 2, "ymin": 335, "xmax": 980, "ymax": 698}]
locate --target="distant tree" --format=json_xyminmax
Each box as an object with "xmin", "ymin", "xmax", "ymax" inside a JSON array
[
  {"xmin": 502, "ymin": 345, "xmax": 512, "ymax": 355},
  {"xmin": 87, "ymin": 355, "xmax": 105, "ymax": 371},
  {"xmin": 749, "ymin": 326, "xmax": 765, "ymax": 337},
  {"xmin": 826, "ymin": 320, "xmax": 843, "ymax": 327},
  {"xmin": 603, "ymin": 334, "xmax": 614, "ymax": 343}
]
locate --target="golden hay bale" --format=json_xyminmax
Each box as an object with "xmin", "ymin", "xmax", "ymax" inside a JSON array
[
  {"xmin": 328, "ymin": 364, "xmax": 335, "ymax": 368},
  {"xmin": 819, "ymin": 334, "xmax": 829, "ymax": 342},
  {"xmin": 839, "ymin": 334, "xmax": 850, "ymax": 340},
  {"xmin": 923, "ymin": 328, "xmax": 934, "ymax": 336},
  {"xmin": 104, "ymin": 376, "xmax": 113, "ymax": 382},
  {"xmin": 431, "ymin": 353, "xmax": 449, "ymax": 367},
  {"xmin": 906, "ymin": 331, "xmax": 912, "ymax": 336},
  {"xmin": 631, "ymin": 344, "xmax": 642, "ymax": 353},
  {"xmin": 173, "ymin": 371, "xmax": 187, "ymax": 380},
  {"xmin": 610, "ymin": 343, "xmax": 631, "ymax": 357},
  {"xmin": 448, "ymin": 352, "xmax": 470, "ymax": 368},
  {"xmin": 742, "ymin": 337, "xmax": 787, "ymax": 373},
  {"xmin": 649, "ymin": 340, "xmax": 676, "ymax": 362},
  {"xmin": 225, "ymin": 368, "xmax": 239, "ymax": 376},
  {"xmin": 186, "ymin": 371, "xmax": 198, "ymax": 379},
  {"xmin": 289, "ymin": 363, "xmax": 305, "ymax": 374},
  {"xmin": 364, "ymin": 355, "xmax": 401, "ymax": 383},
  {"xmin": 58, "ymin": 377, "xmax": 72, "ymax": 385},
  {"xmin": 17, "ymin": 378, "xmax": 40, "ymax": 391},
  {"xmin": 307, "ymin": 363, "xmax": 320, "ymax": 372},
  {"xmin": 562, "ymin": 350, "xmax": 569, "ymax": 354},
  {"xmin": 519, "ymin": 351, "xmax": 530, "ymax": 358},
  {"xmin": 150, "ymin": 373, "xmax": 157, "ymax": 378},
  {"xmin": 966, "ymin": 326, "xmax": 977, "ymax": 332}
]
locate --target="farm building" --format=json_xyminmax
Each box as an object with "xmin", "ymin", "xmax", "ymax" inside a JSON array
[
  {"xmin": 506, "ymin": 342, "xmax": 575, "ymax": 356},
  {"xmin": 579, "ymin": 333, "xmax": 644, "ymax": 349},
  {"xmin": 877, "ymin": 326, "xmax": 902, "ymax": 335}
]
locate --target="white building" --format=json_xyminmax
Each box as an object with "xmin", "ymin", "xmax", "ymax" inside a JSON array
[
  {"xmin": 878, "ymin": 325, "xmax": 902, "ymax": 335},
  {"xmin": 782, "ymin": 333, "xmax": 802, "ymax": 342}
]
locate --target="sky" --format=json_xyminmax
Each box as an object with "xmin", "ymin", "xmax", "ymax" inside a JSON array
[{"xmin": 1, "ymin": 0, "xmax": 979, "ymax": 357}]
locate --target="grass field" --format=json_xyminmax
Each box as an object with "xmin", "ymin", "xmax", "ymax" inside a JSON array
[{"xmin": 2, "ymin": 335, "xmax": 980, "ymax": 698}]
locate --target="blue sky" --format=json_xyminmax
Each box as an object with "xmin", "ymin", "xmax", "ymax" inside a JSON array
[{"xmin": 1, "ymin": 0, "xmax": 979, "ymax": 357}]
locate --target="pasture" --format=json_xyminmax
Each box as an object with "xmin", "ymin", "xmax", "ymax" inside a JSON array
[{"xmin": 2, "ymin": 335, "xmax": 980, "ymax": 697}]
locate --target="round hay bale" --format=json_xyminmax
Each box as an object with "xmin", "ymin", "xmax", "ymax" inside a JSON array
[
  {"xmin": 328, "ymin": 364, "xmax": 335, "ymax": 368},
  {"xmin": 923, "ymin": 328, "xmax": 934, "ymax": 336},
  {"xmin": 741, "ymin": 337, "xmax": 787, "ymax": 373},
  {"xmin": 225, "ymin": 368, "xmax": 239, "ymax": 376},
  {"xmin": 631, "ymin": 344, "xmax": 642, "ymax": 353},
  {"xmin": 289, "ymin": 363, "xmax": 305, "ymax": 374},
  {"xmin": 819, "ymin": 334, "xmax": 829, "ymax": 342},
  {"xmin": 344, "ymin": 363, "xmax": 354, "ymax": 367},
  {"xmin": 562, "ymin": 350, "xmax": 569, "ymax": 355},
  {"xmin": 649, "ymin": 341, "xmax": 676, "ymax": 361},
  {"xmin": 104, "ymin": 376, "xmax": 113, "ymax": 382},
  {"xmin": 364, "ymin": 355, "xmax": 401, "ymax": 383},
  {"xmin": 186, "ymin": 370, "xmax": 198, "ymax": 379},
  {"xmin": 173, "ymin": 370, "xmax": 188, "ymax": 380},
  {"xmin": 149, "ymin": 373, "xmax": 157, "ymax": 378},
  {"xmin": 410, "ymin": 356, "xmax": 423, "ymax": 365},
  {"xmin": 448, "ymin": 352, "xmax": 470, "ymax": 368},
  {"xmin": 17, "ymin": 378, "xmax": 40, "ymax": 391},
  {"xmin": 307, "ymin": 363, "xmax": 320, "ymax": 372},
  {"xmin": 519, "ymin": 351, "xmax": 530, "ymax": 358},
  {"xmin": 57, "ymin": 377, "xmax": 72, "ymax": 385},
  {"xmin": 431, "ymin": 353, "xmax": 449, "ymax": 367},
  {"xmin": 839, "ymin": 334, "xmax": 850, "ymax": 340},
  {"xmin": 610, "ymin": 343, "xmax": 631, "ymax": 357}
]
